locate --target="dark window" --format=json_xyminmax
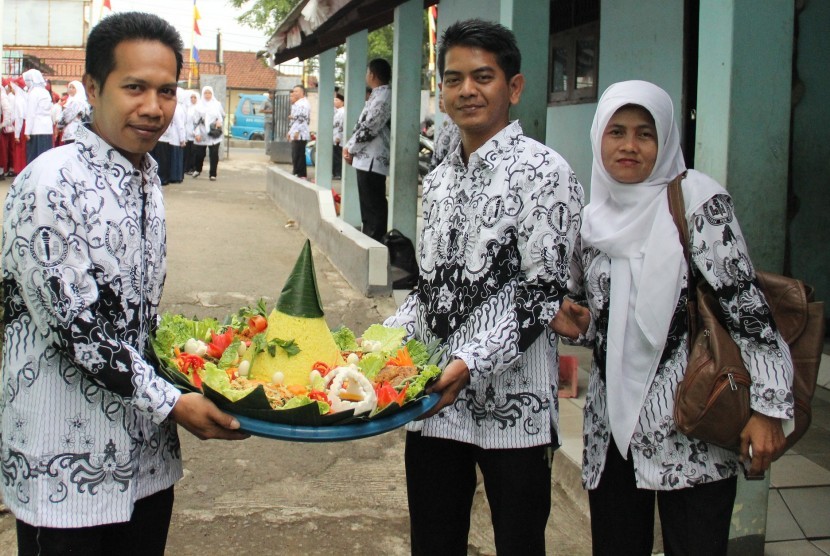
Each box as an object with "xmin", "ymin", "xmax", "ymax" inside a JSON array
[{"xmin": 549, "ymin": 0, "xmax": 599, "ymax": 105}]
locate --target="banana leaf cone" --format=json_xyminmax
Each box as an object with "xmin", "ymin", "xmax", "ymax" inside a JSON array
[{"xmin": 249, "ymin": 240, "xmax": 343, "ymax": 385}]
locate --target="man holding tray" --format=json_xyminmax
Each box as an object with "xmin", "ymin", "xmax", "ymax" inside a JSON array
[
  {"xmin": 384, "ymin": 19, "xmax": 583, "ymax": 556},
  {"xmin": 1, "ymin": 12, "xmax": 247, "ymax": 556}
]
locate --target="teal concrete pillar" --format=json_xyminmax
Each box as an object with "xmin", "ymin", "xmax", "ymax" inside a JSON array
[
  {"xmin": 499, "ymin": 0, "xmax": 549, "ymax": 142},
  {"xmin": 389, "ymin": 0, "xmax": 424, "ymax": 245},
  {"xmin": 695, "ymin": 0, "xmax": 793, "ymax": 273},
  {"xmin": 316, "ymin": 48, "xmax": 336, "ymax": 188},
  {"xmin": 696, "ymin": 2, "xmax": 794, "ymax": 553},
  {"xmin": 343, "ymin": 30, "xmax": 368, "ymax": 228}
]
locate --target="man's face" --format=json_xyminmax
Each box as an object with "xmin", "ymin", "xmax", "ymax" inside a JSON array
[
  {"xmin": 290, "ymin": 87, "xmax": 303, "ymax": 103},
  {"xmin": 84, "ymin": 39, "xmax": 178, "ymax": 168},
  {"xmin": 334, "ymin": 97, "xmax": 343, "ymax": 109},
  {"xmin": 441, "ymin": 46, "xmax": 523, "ymax": 145}
]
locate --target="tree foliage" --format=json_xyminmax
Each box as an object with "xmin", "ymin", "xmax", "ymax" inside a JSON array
[{"xmin": 228, "ymin": 0, "xmax": 301, "ymax": 34}]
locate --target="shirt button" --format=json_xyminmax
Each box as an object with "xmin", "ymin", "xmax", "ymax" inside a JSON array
[{"xmin": 150, "ymin": 468, "xmax": 156, "ymax": 475}]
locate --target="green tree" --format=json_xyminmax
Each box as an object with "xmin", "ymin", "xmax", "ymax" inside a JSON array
[{"xmin": 228, "ymin": 0, "xmax": 300, "ymax": 34}]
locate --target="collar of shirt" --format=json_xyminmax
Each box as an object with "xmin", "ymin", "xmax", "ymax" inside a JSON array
[
  {"xmin": 75, "ymin": 124, "xmax": 159, "ymax": 196},
  {"xmin": 448, "ymin": 120, "xmax": 523, "ymax": 172}
]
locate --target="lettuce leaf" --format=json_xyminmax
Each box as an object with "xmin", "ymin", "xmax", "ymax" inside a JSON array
[
  {"xmin": 200, "ymin": 363, "xmax": 256, "ymax": 402},
  {"xmin": 153, "ymin": 313, "xmax": 221, "ymax": 367},
  {"xmin": 402, "ymin": 364, "xmax": 442, "ymax": 402},
  {"xmin": 361, "ymin": 324, "xmax": 407, "ymax": 354},
  {"xmin": 405, "ymin": 339, "xmax": 430, "ymax": 367},
  {"xmin": 281, "ymin": 395, "xmax": 329, "ymax": 414},
  {"xmin": 331, "ymin": 326, "xmax": 359, "ymax": 351},
  {"xmin": 357, "ymin": 352, "xmax": 387, "ymax": 380}
]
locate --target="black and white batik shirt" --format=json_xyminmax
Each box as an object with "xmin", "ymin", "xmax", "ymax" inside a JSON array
[
  {"xmin": 344, "ymin": 84, "xmax": 391, "ymax": 176},
  {"xmin": 570, "ymin": 188, "xmax": 794, "ymax": 491},
  {"xmin": 1, "ymin": 125, "xmax": 182, "ymax": 527},
  {"xmin": 386, "ymin": 121, "xmax": 584, "ymax": 449}
]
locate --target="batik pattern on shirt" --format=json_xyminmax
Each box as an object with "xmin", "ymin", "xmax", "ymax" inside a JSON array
[
  {"xmin": 288, "ymin": 97, "xmax": 311, "ymax": 141},
  {"xmin": 571, "ymin": 192, "xmax": 793, "ymax": 490},
  {"xmin": 1, "ymin": 125, "xmax": 183, "ymax": 527},
  {"xmin": 344, "ymin": 85, "xmax": 391, "ymax": 176},
  {"xmin": 385, "ymin": 121, "xmax": 584, "ymax": 449},
  {"xmin": 333, "ymin": 106, "xmax": 345, "ymax": 146}
]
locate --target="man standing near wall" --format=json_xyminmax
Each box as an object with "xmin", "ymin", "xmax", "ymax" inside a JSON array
[
  {"xmin": 384, "ymin": 19, "xmax": 583, "ymax": 555},
  {"xmin": 332, "ymin": 92, "xmax": 345, "ymax": 180},
  {"xmin": 343, "ymin": 58, "xmax": 392, "ymax": 242},
  {"xmin": 287, "ymin": 84, "xmax": 310, "ymax": 178}
]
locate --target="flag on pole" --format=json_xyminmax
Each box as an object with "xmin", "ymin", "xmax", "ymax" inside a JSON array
[
  {"xmin": 103, "ymin": 0, "xmax": 112, "ymax": 9},
  {"xmin": 193, "ymin": 2, "xmax": 202, "ymax": 36},
  {"xmin": 428, "ymin": 5, "xmax": 438, "ymax": 92}
]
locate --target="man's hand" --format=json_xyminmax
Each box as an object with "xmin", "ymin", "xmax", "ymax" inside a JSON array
[
  {"xmin": 420, "ymin": 358, "xmax": 470, "ymax": 419},
  {"xmin": 195, "ymin": 135, "xmax": 202, "ymax": 142},
  {"xmin": 343, "ymin": 147, "xmax": 353, "ymax": 165},
  {"xmin": 550, "ymin": 298, "xmax": 590, "ymax": 339},
  {"xmin": 740, "ymin": 412, "xmax": 786, "ymax": 478},
  {"xmin": 170, "ymin": 393, "xmax": 250, "ymax": 441}
]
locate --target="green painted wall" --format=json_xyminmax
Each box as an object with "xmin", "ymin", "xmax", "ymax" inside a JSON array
[
  {"xmin": 790, "ymin": 0, "xmax": 830, "ymax": 313},
  {"xmin": 696, "ymin": 0, "xmax": 792, "ymax": 273},
  {"xmin": 545, "ymin": 0, "xmax": 685, "ymax": 200}
]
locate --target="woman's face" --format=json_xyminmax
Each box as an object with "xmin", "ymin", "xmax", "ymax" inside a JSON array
[
  {"xmin": 601, "ymin": 105, "xmax": 658, "ymax": 184},
  {"xmin": 68, "ymin": 83, "xmax": 76, "ymax": 96},
  {"xmin": 191, "ymin": 94, "xmax": 197, "ymax": 104},
  {"xmin": 204, "ymin": 90, "xmax": 213, "ymax": 101}
]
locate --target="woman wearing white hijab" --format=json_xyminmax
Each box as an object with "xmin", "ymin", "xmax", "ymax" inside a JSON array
[
  {"xmin": 552, "ymin": 80, "xmax": 793, "ymax": 555},
  {"xmin": 21, "ymin": 69, "xmax": 54, "ymax": 164},
  {"xmin": 192, "ymin": 85, "xmax": 224, "ymax": 180},
  {"xmin": 184, "ymin": 90, "xmax": 200, "ymax": 174},
  {"xmin": 57, "ymin": 80, "xmax": 89, "ymax": 144}
]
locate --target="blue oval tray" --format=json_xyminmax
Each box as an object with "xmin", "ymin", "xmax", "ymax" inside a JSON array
[{"xmin": 230, "ymin": 393, "xmax": 440, "ymax": 442}]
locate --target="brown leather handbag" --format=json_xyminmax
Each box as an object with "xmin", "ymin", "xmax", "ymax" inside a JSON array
[{"xmin": 667, "ymin": 175, "xmax": 824, "ymax": 452}]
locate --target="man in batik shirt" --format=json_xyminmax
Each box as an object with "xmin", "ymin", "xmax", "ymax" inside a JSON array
[
  {"xmin": 343, "ymin": 58, "xmax": 392, "ymax": 242},
  {"xmin": 287, "ymin": 84, "xmax": 311, "ymax": 178},
  {"xmin": 384, "ymin": 19, "xmax": 584, "ymax": 556},
  {"xmin": 1, "ymin": 12, "xmax": 246, "ymax": 555}
]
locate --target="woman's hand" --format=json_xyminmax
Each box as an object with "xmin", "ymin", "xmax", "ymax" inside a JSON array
[
  {"xmin": 550, "ymin": 298, "xmax": 591, "ymax": 339},
  {"xmin": 740, "ymin": 412, "xmax": 786, "ymax": 478}
]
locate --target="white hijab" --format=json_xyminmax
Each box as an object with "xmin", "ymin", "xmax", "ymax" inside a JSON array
[
  {"xmin": 22, "ymin": 69, "xmax": 46, "ymax": 89},
  {"xmin": 199, "ymin": 86, "xmax": 223, "ymax": 115},
  {"xmin": 581, "ymin": 80, "xmax": 725, "ymax": 457},
  {"xmin": 67, "ymin": 80, "xmax": 88, "ymax": 105}
]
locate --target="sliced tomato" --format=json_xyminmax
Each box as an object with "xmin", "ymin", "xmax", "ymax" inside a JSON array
[
  {"xmin": 248, "ymin": 315, "xmax": 267, "ymax": 334},
  {"xmin": 206, "ymin": 328, "xmax": 235, "ymax": 359}
]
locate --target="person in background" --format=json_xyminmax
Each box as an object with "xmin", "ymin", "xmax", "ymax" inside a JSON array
[
  {"xmin": 184, "ymin": 90, "xmax": 199, "ymax": 175},
  {"xmin": 287, "ymin": 84, "xmax": 311, "ymax": 178},
  {"xmin": 192, "ymin": 85, "xmax": 224, "ymax": 181},
  {"xmin": 332, "ymin": 92, "xmax": 345, "ymax": 180},
  {"xmin": 1, "ymin": 12, "xmax": 247, "ymax": 556},
  {"xmin": 50, "ymin": 91, "xmax": 63, "ymax": 146},
  {"xmin": 21, "ymin": 69, "xmax": 53, "ymax": 164},
  {"xmin": 261, "ymin": 90, "xmax": 274, "ymax": 142},
  {"xmin": 343, "ymin": 58, "xmax": 392, "ymax": 242},
  {"xmin": 167, "ymin": 88, "xmax": 188, "ymax": 184},
  {"xmin": 428, "ymin": 91, "xmax": 460, "ymax": 173},
  {"xmin": 551, "ymin": 80, "xmax": 792, "ymax": 555},
  {"xmin": 9, "ymin": 76, "xmax": 28, "ymax": 176},
  {"xmin": 0, "ymin": 80, "xmax": 10, "ymax": 180},
  {"xmin": 58, "ymin": 80, "xmax": 90, "ymax": 145},
  {"xmin": 384, "ymin": 19, "xmax": 583, "ymax": 555}
]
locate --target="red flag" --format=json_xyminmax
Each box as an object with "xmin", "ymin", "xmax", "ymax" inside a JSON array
[
  {"xmin": 103, "ymin": 0, "xmax": 112, "ymax": 9},
  {"xmin": 193, "ymin": 3, "xmax": 202, "ymax": 36}
]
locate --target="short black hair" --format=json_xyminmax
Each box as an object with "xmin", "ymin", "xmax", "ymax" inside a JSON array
[
  {"xmin": 86, "ymin": 12, "xmax": 184, "ymax": 91},
  {"xmin": 335, "ymin": 93, "xmax": 344, "ymax": 102},
  {"xmin": 437, "ymin": 19, "xmax": 521, "ymax": 82},
  {"xmin": 368, "ymin": 58, "xmax": 391, "ymax": 85},
  {"xmin": 293, "ymin": 85, "xmax": 306, "ymax": 94}
]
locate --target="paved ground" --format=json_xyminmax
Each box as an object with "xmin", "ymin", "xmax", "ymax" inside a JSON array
[{"xmin": 0, "ymin": 149, "xmax": 591, "ymax": 555}]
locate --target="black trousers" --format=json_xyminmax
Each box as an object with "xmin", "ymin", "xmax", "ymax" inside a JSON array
[
  {"xmin": 355, "ymin": 168, "xmax": 388, "ymax": 242},
  {"xmin": 405, "ymin": 432, "xmax": 552, "ymax": 556},
  {"xmin": 151, "ymin": 141, "xmax": 171, "ymax": 184},
  {"xmin": 291, "ymin": 140, "xmax": 307, "ymax": 177},
  {"xmin": 194, "ymin": 143, "xmax": 220, "ymax": 178},
  {"xmin": 184, "ymin": 140, "xmax": 195, "ymax": 172},
  {"xmin": 16, "ymin": 486, "xmax": 174, "ymax": 556},
  {"xmin": 588, "ymin": 439, "xmax": 737, "ymax": 556},
  {"xmin": 332, "ymin": 144, "xmax": 342, "ymax": 178}
]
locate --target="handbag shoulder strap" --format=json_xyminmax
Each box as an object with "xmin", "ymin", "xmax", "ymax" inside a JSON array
[
  {"xmin": 667, "ymin": 172, "xmax": 690, "ymax": 259},
  {"xmin": 666, "ymin": 171, "xmax": 698, "ymax": 342}
]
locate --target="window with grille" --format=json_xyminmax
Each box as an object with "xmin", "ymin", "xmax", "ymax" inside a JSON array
[{"xmin": 549, "ymin": 0, "xmax": 599, "ymax": 105}]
